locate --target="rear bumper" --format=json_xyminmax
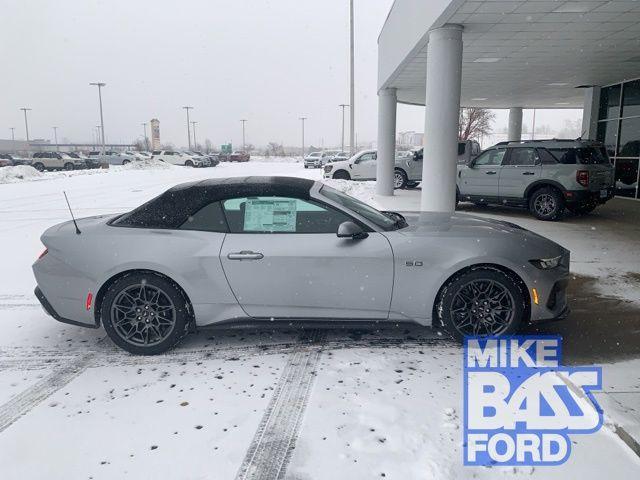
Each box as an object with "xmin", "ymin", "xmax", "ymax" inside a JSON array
[
  {"xmin": 564, "ymin": 187, "xmax": 614, "ymax": 205},
  {"xmin": 34, "ymin": 286, "xmax": 99, "ymax": 329}
]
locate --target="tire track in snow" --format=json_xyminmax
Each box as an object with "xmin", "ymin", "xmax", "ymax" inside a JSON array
[
  {"xmin": 0, "ymin": 352, "xmax": 95, "ymax": 433},
  {"xmin": 235, "ymin": 329, "xmax": 326, "ymax": 480}
]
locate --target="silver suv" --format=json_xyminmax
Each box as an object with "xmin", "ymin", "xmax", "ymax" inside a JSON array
[{"xmin": 456, "ymin": 139, "xmax": 615, "ymax": 220}]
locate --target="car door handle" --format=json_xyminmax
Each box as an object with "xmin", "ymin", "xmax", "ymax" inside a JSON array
[
  {"xmin": 227, "ymin": 251, "xmax": 264, "ymax": 261},
  {"xmin": 485, "ymin": 171, "xmax": 497, "ymax": 175},
  {"xmin": 522, "ymin": 171, "xmax": 536, "ymax": 175}
]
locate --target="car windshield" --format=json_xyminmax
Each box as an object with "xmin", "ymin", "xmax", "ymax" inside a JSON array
[{"xmin": 319, "ymin": 185, "xmax": 399, "ymax": 231}]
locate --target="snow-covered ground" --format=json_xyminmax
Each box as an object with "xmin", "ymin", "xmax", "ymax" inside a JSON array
[{"xmin": 1, "ymin": 159, "xmax": 639, "ymax": 479}]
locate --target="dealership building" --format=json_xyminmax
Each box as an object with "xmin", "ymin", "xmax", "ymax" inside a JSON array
[{"xmin": 375, "ymin": 0, "xmax": 640, "ymax": 208}]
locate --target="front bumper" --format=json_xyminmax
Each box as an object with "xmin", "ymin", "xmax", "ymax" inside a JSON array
[{"xmin": 34, "ymin": 286, "xmax": 99, "ymax": 329}]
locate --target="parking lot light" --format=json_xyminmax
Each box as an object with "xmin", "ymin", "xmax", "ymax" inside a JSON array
[{"xmin": 89, "ymin": 83, "xmax": 106, "ymax": 155}]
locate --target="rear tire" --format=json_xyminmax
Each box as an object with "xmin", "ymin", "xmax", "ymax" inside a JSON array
[
  {"xmin": 333, "ymin": 170, "xmax": 350, "ymax": 180},
  {"xmin": 394, "ymin": 169, "xmax": 408, "ymax": 189},
  {"xmin": 437, "ymin": 268, "xmax": 525, "ymax": 341},
  {"xmin": 64, "ymin": 162, "xmax": 74, "ymax": 171},
  {"xmin": 529, "ymin": 186, "xmax": 564, "ymax": 221},
  {"xmin": 185, "ymin": 160, "xmax": 194, "ymax": 167},
  {"xmin": 32, "ymin": 162, "xmax": 45, "ymax": 171},
  {"xmin": 101, "ymin": 272, "xmax": 191, "ymax": 355},
  {"xmin": 122, "ymin": 159, "xmax": 130, "ymax": 165}
]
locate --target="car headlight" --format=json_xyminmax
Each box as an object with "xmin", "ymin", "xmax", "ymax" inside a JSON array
[
  {"xmin": 529, "ymin": 255, "xmax": 562, "ymax": 270},
  {"xmin": 324, "ymin": 165, "xmax": 333, "ymax": 172}
]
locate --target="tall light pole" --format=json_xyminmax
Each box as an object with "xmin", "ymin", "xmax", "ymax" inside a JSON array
[
  {"xmin": 20, "ymin": 108, "xmax": 32, "ymax": 143},
  {"xmin": 182, "ymin": 106, "xmax": 193, "ymax": 149},
  {"xmin": 339, "ymin": 104, "xmax": 349, "ymax": 153},
  {"xmin": 52, "ymin": 127, "xmax": 59, "ymax": 151},
  {"xmin": 299, "ymin": 117, "xmax": 307, "ymax": 158},
  {"xmin": 89, "ymin": 83, "xmax": 106, "ymax": 155},
  {"xmin": 240, "ymin": 119, "xmax": 247, "ymax": 151},
  {"xmin": 191, "ymin": 121, "xmax": 198, "ymax": 150},
  {"xmin": 141, "ymin": 122, "xmax": 148, "ymax": 150},
  {"xmin": 349, "ymin": 0, "xmax": 355, "ymax": 156},
  {"xmin": 96, "ymin": 126, "xmax": 102, "ymax": 150}
]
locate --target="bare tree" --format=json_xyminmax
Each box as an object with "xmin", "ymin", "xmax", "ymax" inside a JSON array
[{"xmin": 458, "ymin": 108, "xmax": 495, "ymax": 141}]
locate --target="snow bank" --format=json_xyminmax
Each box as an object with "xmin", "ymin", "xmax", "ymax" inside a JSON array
[
  {"xmin": 321, "ymin": 178, "xmax": 377, "ymax": 204},
  {"xmin": 0, "ymin": 165, "xmax": 44, "ymax": 184},
  {"xmin": 112, "ymin": 159, "xmax": 175, "ymax": 171}
]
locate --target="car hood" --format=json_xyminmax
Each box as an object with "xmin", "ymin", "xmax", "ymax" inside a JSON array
[{"xmin": 394, "ymin": 212, "xmax": 567, "ymax": 260}]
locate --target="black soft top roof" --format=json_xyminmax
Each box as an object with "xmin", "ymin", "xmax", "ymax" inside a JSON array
[{"xmin": 112, "ymin": 176, "xmax": 316, "ymax": 229}]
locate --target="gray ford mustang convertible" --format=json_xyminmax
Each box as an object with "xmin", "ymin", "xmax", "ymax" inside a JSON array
[{"xmin": 33, "ymin": 176, "xmax": 570, "ymax": 354}]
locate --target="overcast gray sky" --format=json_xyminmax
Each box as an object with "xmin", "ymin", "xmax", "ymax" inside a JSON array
[{"xmin": 1, "ymin": 0, "xmax": 580, "ymax": 149}]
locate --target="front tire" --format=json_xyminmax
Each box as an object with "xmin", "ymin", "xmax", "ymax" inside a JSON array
[
  {"xmin": 32, "ymin": 162, "xmax": 45, "ymax": 171},
  {"xmin": 64, "ymin": 162, "xmax": 74, "ymax": 171},
  {"xmin": 529, "ymin": 187, "xmax": 564, "ymax": 221},
  {"xmin": 437, "ymin": 268, "xmax": 525, "ymax": 341},
  {"xmin": 122, "ymin": 159, "xmax": 130, "ymax": 165},
  {"xmin": 101, "ymin": 272, "xmax": 191, "ymax": 355},
  {"xmin": 394, "ymin": 169, "xmax": 408, "ymax": 189},
  {"xmin": 333, "ymin": 170, "xmax": 350, "ymax": 180},
  {"xmin": 185, "ymin": 160, "xmax": 194, "ymax": 167}
]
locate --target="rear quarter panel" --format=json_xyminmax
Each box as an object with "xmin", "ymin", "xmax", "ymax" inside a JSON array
[{"xmin": 34, "ymin": 218, "xmax": 244, "ymax": 327}]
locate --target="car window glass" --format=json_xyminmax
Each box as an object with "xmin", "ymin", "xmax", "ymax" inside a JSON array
[
  {"xmin": 222, "ymin": 196, "xmax": 350, "ymax": 234},
  {"xmin": 537, "ymin": 149, "xmax": 558, "ymax": 165},
  {"xmin": 548, "ymin": 148, "xmax": 577, "ymax": 165},
  {"xmin": 507, "ymin": 148, "xmax": 538, "ymax": 166},
  {"xmin": 180, "ymin": 201, "xmax": 227, "ymax": 233},
  {"xmin": 357, "ymin": 153, "xmax": 376, "ymax": 164},
  {"xmin": 473, "ymin": 149, "xmax": 505, "ymax": 166}
]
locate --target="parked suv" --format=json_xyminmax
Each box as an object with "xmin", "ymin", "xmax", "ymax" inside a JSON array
[
  {"xmin": 31, "ymin": 152, "xmax": 86, "ymax": 171},
  {"xmin": 151, "ymin": 150, "xmax": 208, "ymax": 167},
  {"xmin": 456, "ymin": 139, "xmax": 615, "ymax": 220},
  {"xmin": 304, "ymin": 150, "xmax": 342, "ymax": 168},
  {"xmin": 0, "ymin": 153, "xmax": 31, "ymax": 166}
]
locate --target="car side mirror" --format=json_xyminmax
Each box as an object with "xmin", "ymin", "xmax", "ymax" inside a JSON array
[{"xmin": 337, "ymin": 221, "xmax": 368, "ymax": 240}]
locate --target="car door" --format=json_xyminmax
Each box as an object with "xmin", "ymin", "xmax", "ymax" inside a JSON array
[
  {"xmin": 219, "ymin": 195, "xmax": 394, "ymax": 319},
  {"xmin": 351, "ymin": 152, "xmax": 377, "ymax": 180},
  {"xmin": 498, "ymin": 147, "xmax": 542, "ymax": 199},
  {"xmin": 51, "ymin": 153, "xmax": 63, "ymax": 169},
  {"xmin": 458, "ymin": 148, "xmax": 506, "ymax": 198}
]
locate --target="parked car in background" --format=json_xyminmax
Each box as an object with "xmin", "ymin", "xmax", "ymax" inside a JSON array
[
  {"xmin": 0, "ymin": 153, "xmax": 31, "ymax": 166},
  {"xmin": 456, "ymin": 139, "xmax": 615, "ymax": 220},
  {"xmin": 65, "ymin": 152, "xmax": 108, "ymax": 169},
  {"xmin": 151, "ymin": 150, "xmax": 208, "ymax": 167},
  {"xmin": 219, "ymin": 151, "xmax": 250, "ymax": 162},
  {"xmin": 31, "ymin": 152, "xmax": 86, "ymax": 171},
  {"xmin": 304, "ymin": 150, "xmax": 342, "ymax": 168},
  {"xmin": 87, "ymin": 151, "xmax": 135, "ymax": 166},
  {"xmin": 331, "ymin": 152, "xmax": 350, "ymax": 162},
  {"xmin": 412, "ymin": 139, "xmax": 482, "ymax": 165},
  {"xmin": 187, "ymin": 151, "xmax": 219, "ymax": 167},
  {"xmin": 323, "ymin": 149, "xmax": 423, "ymax": 189}
]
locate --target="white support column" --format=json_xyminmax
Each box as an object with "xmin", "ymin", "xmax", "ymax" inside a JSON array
[
  {"xmin": 507, "ymin": 107, "xmax": 523, "ymax": 142},
  {"xmin": 581, "ymin": 86, "xmax": 601, "ymax": 140},
  {"xmin": 420, "ymin": 25, "xmax": 463, "ymax": 212},
  {"xmin": 376, "ymin": 88, "xmax": 397, "ymax": 196}
]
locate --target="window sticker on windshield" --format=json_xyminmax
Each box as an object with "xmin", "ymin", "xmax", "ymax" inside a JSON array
[{"xmin": 244, "ymin": 198, "xmax": 297, "ymax": 232}]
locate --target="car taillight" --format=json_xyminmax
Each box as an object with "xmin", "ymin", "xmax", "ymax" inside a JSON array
[
  {"xmin": 37, "ymin": 248, "xmax": 48, "ymax": 260},
  {"xmin": 576, "ymin": 170, "xmax": 589, "ymax": 187}
]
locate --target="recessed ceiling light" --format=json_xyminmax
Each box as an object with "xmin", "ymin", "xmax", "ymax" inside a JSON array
[
  {"xmin": 555, "ymin": 102, "xmax": 571, "ymax": 105},
  {"xmin": 471, "ymin": 98, "xmax": 488, "ymax": 101},
  {"xmin": 547, "ymin": 82, "xmax": 569, "ymax": 86},
  {"xmin": 553, "ymin": 3, "xmax": 593, "ymax": 13},
  {"xmin": 473, "ymin": 57, "xmax": 501, "ymax": 63}
]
